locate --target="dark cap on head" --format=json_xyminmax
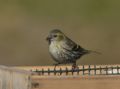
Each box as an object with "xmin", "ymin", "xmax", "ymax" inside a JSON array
[{"xmin": 50, "ymin": 29, "xmax": 63, "ymax": 34}]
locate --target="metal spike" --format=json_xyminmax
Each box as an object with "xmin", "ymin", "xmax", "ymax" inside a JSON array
[
  {"xmin": 94, "ymin": 65, "xmax": 96, "ymax": 75},
  {"xmin": 60, "ymin": 68, "xmax": 62, "ymax": 75},
  {"xmin": 88, "ymin": 65, "xmax": 91, "ymax": 75},
  {"xmin": 117, "ymin": 66, "xmax": 119, "ymax": 74},
  {"xmin": 71, "ymin": 68, "xmax": 74, "ymax": 75},
  {"xmin": 77, "ymin": 67, "xmax": 80, "ymax": 75},
  {"xmin": 54, "ymin": 68, "xmax": 56, "ymax": 75},
  {"xmin": 35, "ymin": 69, "xmax": 40, "ymax": 75},
  {"xmin": 82, "ymin": 65, "xmax": 85, "ymax": 75},
  {"xmin": 42, "ymin": 68, "xmax": 44, "ymax": 75},
  {"xmin": 111, "ymin": 66, "xmax": 114, "ymax": 75},
  {"xmin": 65, "ymin": 67, "xmax": 68, "ymax": 75},
  {"xmin": 100, "ymin": 66, "xmax": 102, "ymax": 74},
  {"xmin": 48, "ymin": 68, "xmax": 50, "ymax": 75},
  {"xmin": 106, "ymin": 66, "xmax": 108, "ymax": 75}
]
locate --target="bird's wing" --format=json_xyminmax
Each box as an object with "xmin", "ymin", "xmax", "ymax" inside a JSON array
[
  {"xmin": 64, "ymin": 37, "xmax": 85, "ymax": 53},
  {"xmin": 63, "ymin": 37, "xmax": 101, "ymax": 55},
  {"xmin": 62, "ymin": 37, "xmax": 90, "ymax": 60}
]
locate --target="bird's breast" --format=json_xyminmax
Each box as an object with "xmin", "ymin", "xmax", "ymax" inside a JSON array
[{"xmin": 49, "ymin": 42, "xmax": 64, "ymax": 62}]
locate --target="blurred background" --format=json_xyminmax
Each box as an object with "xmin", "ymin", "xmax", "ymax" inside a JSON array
[{"xmin": 0, "ymin": 0, "xmax": 120, "ymax": 66}]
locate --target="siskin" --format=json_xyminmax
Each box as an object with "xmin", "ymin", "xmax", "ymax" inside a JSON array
[{"xmin": 46, "ymin": 29, "xmax": 100, "ymax": 68}]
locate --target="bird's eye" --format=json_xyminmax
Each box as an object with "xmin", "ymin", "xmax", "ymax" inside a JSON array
[{"xmin": 53, "ymin": 35, "xmax": 57, "ymax": 37}]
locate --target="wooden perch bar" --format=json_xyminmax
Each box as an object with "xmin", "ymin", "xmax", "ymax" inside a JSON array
[
  {"xmin": 14, "ymin": 64, "xmax": 120, "ymax": 89},
  {"xmin": 1, "ymin": 64, "xmax": 120, "ymax": 89}
]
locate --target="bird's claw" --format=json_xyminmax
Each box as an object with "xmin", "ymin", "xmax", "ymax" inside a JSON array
[{"xmin": 72, "ymin": 64, "xmax": 79, "ymax": 70}]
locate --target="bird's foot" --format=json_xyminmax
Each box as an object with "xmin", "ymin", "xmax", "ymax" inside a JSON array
[
  {"xmin": 53, "ymin": 63, "xmax": 60, "ymax": 69},
  {"xmin": 72, "ymin": 64, "xmax": 79, "ymax": 70}
]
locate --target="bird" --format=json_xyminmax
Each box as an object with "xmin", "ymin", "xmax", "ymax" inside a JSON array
[{"xmin": 46, "ymin": 29, "xmax": 100, "ymax": 68}]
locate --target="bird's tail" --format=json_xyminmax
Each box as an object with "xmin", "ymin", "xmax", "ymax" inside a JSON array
[{"xmin": 84, "ymin": 49, "xmax": 101, "ymax": 55}]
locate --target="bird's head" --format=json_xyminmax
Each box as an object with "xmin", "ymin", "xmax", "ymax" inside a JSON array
[{"xmin": 46, "ymin": 29, "xmax": 65, "ymax": 44}]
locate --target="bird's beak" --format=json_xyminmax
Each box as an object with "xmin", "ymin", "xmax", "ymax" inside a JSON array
[
  {"xmin": 46, "ymin": 36, "xmax": 52, "ymax": 44},
  {"xmin": 46, "ymin": 36, "xmax": 51, "ymax": 41}
]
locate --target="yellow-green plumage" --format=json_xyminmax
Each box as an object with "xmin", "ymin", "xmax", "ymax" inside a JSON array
[{"xmin": 46, "ymin": 29, "xmax": 98, "ymax": 67}]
